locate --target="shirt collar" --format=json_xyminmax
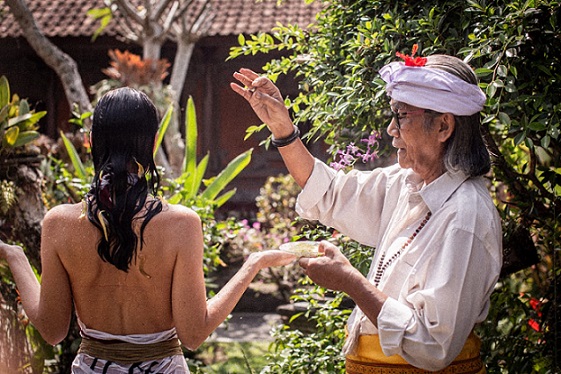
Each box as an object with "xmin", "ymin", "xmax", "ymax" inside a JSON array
[{"xmin": 418, "ymin": 170, "xmax": 470, "ymax": 213}]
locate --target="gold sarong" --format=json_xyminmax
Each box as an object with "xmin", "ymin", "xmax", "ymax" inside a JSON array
[{"xmin": 345, "ymin": 331, "xmax": 485, "ymax": 374}]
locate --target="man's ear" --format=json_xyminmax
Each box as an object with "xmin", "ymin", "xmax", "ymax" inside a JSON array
[{"xmin": 437, "ymin": 113, "xmax": 455, "ymax": 143}]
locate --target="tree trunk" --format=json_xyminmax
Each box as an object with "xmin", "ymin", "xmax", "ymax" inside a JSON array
[
  {"xmin": 5, "ymin": 0, "xmax": 92, "ymax": 121},
  {"xmin": 0, "ymin": 157, "xmax": 46, "ymax": 272},
  {"xmin": 143, "ymin": 36, "xmax": 164, "ymax": 62},
  {"xmin": 165, "ymin": 41, "xmax": 196, "ymax": 176}
]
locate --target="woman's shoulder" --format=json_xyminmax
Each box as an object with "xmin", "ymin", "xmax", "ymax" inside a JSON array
[
  {"xmin": 161, "ymin": 202, "xmax": 199, "ymax": 218},
  {"xmin": 44, "ymin": 202, "xmax": 83, "ymax": 223},
  {"xmin": 152, "ymin": 202, "xmax": 201, "ymax": 228}
]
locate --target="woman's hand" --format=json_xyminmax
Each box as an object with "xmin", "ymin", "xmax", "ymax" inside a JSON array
[
  {"xmin": 0, "ymin": 239, "xmax": 23, "ymax": 261},
  {"xmin": 250, "ymin": 249, "xmax": 297, "ymax": 270},
  {"xmin": 298, "ymin": 241, "xmax": 360, "ymax": 293},
  {"xmin": 230, "ymin": 68, "xmax": 295, "ymax": 138}
]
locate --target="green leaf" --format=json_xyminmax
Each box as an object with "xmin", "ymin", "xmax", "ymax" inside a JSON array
[
  {"xmin": 153, "ymin": 104, "xmax": 173, "ymax": 158},
  {"xmin": 238, "ymin": 33, "xmax": 246, "ymax": 46},
  {"xmin": 201, "ymin": 148, "xmax": 252, "ymax": 201},
  {"xmin": 87, "ymin": 7, "xmax": 113, "ymax": 41},
  {"xmin": 497, "ymin": 65, "xmax": 508, "ymax": 78},
  {"xmin": 87, "ymin": 7, "xmax": 111, "ymax": 18},
  {"xmin": 486, "ymin": 84, "xmax": 497, "ymax": 98},
  {"xmin": 12, "ymin": 131, "xmax": 39, "ymax": 148},
  {"xmin": 498, "ymin": 112, "xmax": 511, "ymax": 126},
  {"xmin": 8, "ymin": 111, "xmax": 46, "ymax": 128},
  {"xmin": 0, "ymin": 76, "xmax": 10, "ymax": 108},
  {"xmin": 528, "ymin": 121, "xmax": 547, "ymax": 132},
  {"xmin": 475, "ymin": 68, "xmax": 493, "ymax": 77},
  {"xmin": 18, "ymin": 99, "xmax": 30, "ymax": 115},
  {"xmin": 187, "ymin": 153, "xmax": 209, "ymax": 199},
  {"xmin": 513, "ymin": 131, "xmax": 525, "ymax": 146},
  {"xmin": 60, "ymin": 131, "xmax": 87, "ymax": 180},
  {"xmin": 184, "ymin": 97, "xmax": 198, "ymax": 192},
  {"xmin": 0, "ymin": 105, "xmax": 9, "ymax": 124},
  {"xmin": 213, "ymin": 188, "xmax": 237, "ymax": 208},
  {"xmin": 5, "ymin": 126, "xmax": 19, "ymax": 145},
  {"xmin": 244, "ymin": 124, "xmax": 267, "ymax": 140}
]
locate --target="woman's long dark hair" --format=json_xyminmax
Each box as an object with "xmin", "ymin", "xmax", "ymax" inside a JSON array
[{"xmin": 86, "ymin": 87, "xmax": 163, "ymax": 272}]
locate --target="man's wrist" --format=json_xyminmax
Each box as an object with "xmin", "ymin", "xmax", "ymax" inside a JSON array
[{"xmin": 272, "ymin": 125, "xmax": 300, "ymax": 148}]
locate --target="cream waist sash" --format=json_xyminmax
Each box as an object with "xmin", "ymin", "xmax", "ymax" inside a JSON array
[
  {"xmin": 78, "ymin": 336, "xmax": 183, "ymax": 365},
  {"xmin": 345, "ymin": 331, "xmax": 485, "ymax": 374},
  {"xmin": 76, "ymin": 318, "xmax": 183, "ymax": 365}
]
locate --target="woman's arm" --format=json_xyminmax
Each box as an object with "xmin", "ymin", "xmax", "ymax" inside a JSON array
[
  {"xmin": 231, "ymin": 68, "xmax": 315, "ymax": 188},
  {"xmin": 171, "ymin": 207, "xmax": 295, "ymax": 350},
  {"xmin": 0, "ymin": 207, "xmax": 73, "ymax": 345}
]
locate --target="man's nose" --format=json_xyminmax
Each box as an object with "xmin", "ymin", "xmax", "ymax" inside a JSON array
[{"xmin": 387, "ymin": 117, "xmax": 399, "ymax": 137}]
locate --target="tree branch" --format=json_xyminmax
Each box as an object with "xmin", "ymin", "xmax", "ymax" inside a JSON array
[
  {"xmin": 5, "ymin": 0, "xmax": 92, "ymax": 118},
  {"xmin": 114, "ymin": 0, "xmax": 144, "ymax": 25}
]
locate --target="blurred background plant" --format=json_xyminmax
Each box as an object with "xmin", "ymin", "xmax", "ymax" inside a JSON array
[
  {"xmin": 0, "ymin": 76, "xmax": 55, "ymax": 373},
  {"xmin": 227, "ymin": 174, "xmax": 303, "ymax": 301},
  {"xmin": 230, "ymin": 0, "xmax": 560, "ymax": 372},
  {"xmin": 0, "ymin": 75, "xmax": 44, "ymax": 159}
]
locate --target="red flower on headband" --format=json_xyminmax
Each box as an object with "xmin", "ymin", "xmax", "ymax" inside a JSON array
[{"xmin": 396, "ymin": 44, "xmax": 427, "ymax": 67}]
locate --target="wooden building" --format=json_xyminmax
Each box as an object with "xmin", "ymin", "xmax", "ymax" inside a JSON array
[{"xmin": 0, "ymin": 0, "xmax": 325, "ymax": 210}]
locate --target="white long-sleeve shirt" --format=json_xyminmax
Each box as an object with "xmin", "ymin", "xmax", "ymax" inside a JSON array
[{"xmin": 296, "ymin": 159, "xmax": 502, "ymax": 371}]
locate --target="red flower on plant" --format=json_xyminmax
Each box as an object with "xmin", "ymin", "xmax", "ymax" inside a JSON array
[
  {"xmin": 528, "ymin": 318, "xmax": 541, "ymax": 332},
  {"xmin": 529, "ymin": 298, "xmax": 542, "ymax": 317},
  {"xmin": 396, "ymin": 44, "xmax": 427, "ymax": 67}
]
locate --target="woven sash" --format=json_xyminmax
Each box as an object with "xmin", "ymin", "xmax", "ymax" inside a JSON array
[
  {"xmin": 345, "ymin": 331, "xmax": 485, "ymax": 374},
  {"xmin": 78, "ymin": 336, "xmax": 183, "ymax": 365}
]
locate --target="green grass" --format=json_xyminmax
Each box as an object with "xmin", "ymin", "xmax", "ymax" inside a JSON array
[{"xmin": 189, "ymin": 341, "xmax": 271, "ymax": 374}]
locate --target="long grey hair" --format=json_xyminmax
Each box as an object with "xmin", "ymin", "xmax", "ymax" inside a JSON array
[{"xmin": 424, "ymin": 55, "xmax": 491, "ymax": 178}]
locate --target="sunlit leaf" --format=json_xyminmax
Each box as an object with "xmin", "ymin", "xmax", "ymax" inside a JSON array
[
  {"xmin": 5, "ymin": 126, "xmax": 19, "ymax": 145},
  {"xmin": 201, "ymin": 149, "xmax": 252, "ymax": 201},
  {"xmin": 60, "ymin": 131, "xmax": 87, "ymax": 180},
  {"xmin": 153, "ymin": 104, "xmax": 173, "ymax": 158},
  {"xmin": 0, "ymin": 76, "xmax": 9, "ymax": 108},
  {"xmin": 12, "ymin": 131, "xmax": 39, "ymax": 147}
]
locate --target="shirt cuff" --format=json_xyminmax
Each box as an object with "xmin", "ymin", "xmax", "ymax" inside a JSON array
[
  {"xmin": 295, "ymin": 159, "xmax": 336, "ymax": 217},
  {"xmin": 377, "ymin": 297, "xmax": 414, "ymax": 357}
]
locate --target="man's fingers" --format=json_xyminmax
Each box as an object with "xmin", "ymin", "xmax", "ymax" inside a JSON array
[
  {"xmin": 232, "ymin": 72, "xmax": 254, "ymax": 89},
  {"xmin": 230, "ymin": 82, "xmax": 245, "ymax": 96},
  {"xmin": 239, "ymin": 68, "xmax": 260, "ymax": 80},
  {"xmin": 230, "ymin": 82, "xmax": 258, "ymax": 101},
  {"xmin": 298, "ymin": 257, "xmax": 309, "ymax": 270},
  {"xmin": 319, "ymin": 240, "xmax": 338, "ymax": 258}
]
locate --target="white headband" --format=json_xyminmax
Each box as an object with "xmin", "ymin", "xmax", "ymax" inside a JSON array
[{"xmin": 379, "ymin": 61, "xmax": 486, "ymax": 116}]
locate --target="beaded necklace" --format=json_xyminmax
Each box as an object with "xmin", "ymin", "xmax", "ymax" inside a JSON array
[{"xmin": 373, "ymin": 211, "xmax": 432, "ymax": 287}]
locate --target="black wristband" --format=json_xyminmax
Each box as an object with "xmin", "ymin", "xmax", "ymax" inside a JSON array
[{"xmin": 271, "ymin": 125, "xmax": 300, "ymax": 148}]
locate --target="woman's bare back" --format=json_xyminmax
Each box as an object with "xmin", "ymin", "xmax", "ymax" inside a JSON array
[{"xmin": 48, "ymin": 201, "xmax": 201, "ymax": 335}]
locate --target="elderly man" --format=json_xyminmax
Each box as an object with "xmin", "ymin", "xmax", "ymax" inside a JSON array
[{"xmin": 231, "ymin": 48, "xmax": 502, "ymax": 373}]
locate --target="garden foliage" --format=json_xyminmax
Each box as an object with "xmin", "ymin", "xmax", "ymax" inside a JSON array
[{"xmin": 230, "ymin": 0, "xmax": 560, "ymax": 372}]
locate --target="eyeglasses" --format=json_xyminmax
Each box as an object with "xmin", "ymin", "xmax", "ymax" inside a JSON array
[{"xmin": 391, "ymin": 109, "xmax": 427, "ymax": 130}]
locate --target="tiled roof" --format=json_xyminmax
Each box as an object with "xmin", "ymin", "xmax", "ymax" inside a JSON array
[{"xmin": 0, "ymin": 0, "xmax": 323, "ymax": 39}]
